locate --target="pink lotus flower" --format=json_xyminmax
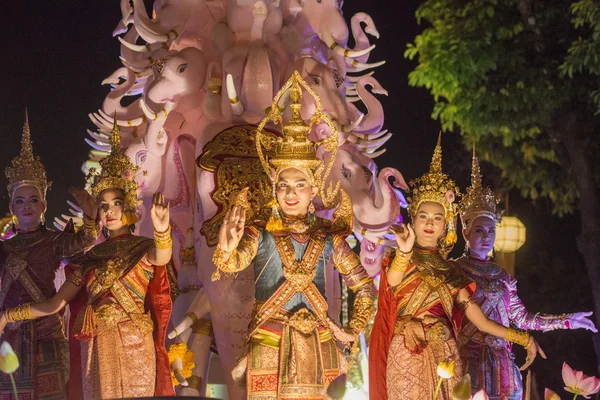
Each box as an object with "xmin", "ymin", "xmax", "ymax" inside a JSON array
[
  {"xmin": 562, "ymin": 362, "xmax": 600, "ymax": 399},
  {"xmin": 472, "ymin": 390, "xmax": 489, "ymax": 400},
  {"xmin": 544, "ymin": 388, "xmax": 561, "ymax": 400}
]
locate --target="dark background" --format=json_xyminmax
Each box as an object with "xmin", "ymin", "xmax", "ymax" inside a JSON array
[{"xmin": 0, "ymin": 0, "xmax": 595, "ymax": 395}]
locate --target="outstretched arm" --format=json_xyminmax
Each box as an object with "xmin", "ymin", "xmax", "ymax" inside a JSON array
[
  {"xmin": 507, "ymin": 275, "xmax": 597, "ymax": 332},
  {"xmin": 0, "ymin": 269, "xmax": 83, "ymax": 336},
  {"xmin": 332, "ymin": 234, "xmax": 376, "ymax": 340},
  {"xmin": 458, "ymin": 287, "xmax": 547, "ymax": 370},
  {"xmin": 386, "ymin": 224, "xmax": 415, "ymax": 287},
  {"xmin": 147, "ymin": 192, "xmax": 173, "ymax": 266}
]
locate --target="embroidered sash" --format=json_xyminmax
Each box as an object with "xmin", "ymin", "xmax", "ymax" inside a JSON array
[{"xmin": 248, "ymin": 231, "xmax": 328, "ymax": 337}]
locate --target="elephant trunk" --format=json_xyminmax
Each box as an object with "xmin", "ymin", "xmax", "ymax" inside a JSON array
[{"xmin": 353, "ymin": 167, "xmax": 404, "ymax": 230}]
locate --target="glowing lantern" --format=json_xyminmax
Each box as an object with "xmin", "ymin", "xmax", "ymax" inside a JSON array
[{"xmin": 494, "ymin": 216, "xmax": 526, "ymax": 253}]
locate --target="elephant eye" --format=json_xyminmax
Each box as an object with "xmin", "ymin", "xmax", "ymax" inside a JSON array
[
  {"xmin": 310, "ymin": 75, "xmax": 322, "ymax": 86},
  {"xmin": 135, "ymin": 150, "xmax": 148, "ymax": 166},
  {"xmin": 362, "ymin": 166, "xmax": 373, "ymax": 184},
  {"xmin": 341, "ymin": 164, "xmax": 351, "ymax": 180},
  {"xmin": 178, "ymin": 63, "xmax": 189, "ymax": 73},
  {"xmin": 317, "ymin": 0, "xmax": 322, "ymax": 3}
]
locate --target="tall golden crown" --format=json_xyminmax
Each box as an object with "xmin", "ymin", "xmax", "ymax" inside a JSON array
[
  {"xmin": 85, "ymin": 117, "xmax": 140, "ymax": 224},
  {"xmin": 407, "ymin": 133, "xmax": 460, "ymax": 223},
  {"xmin": 256, "ymin": 70, "xmax": 340, "ymax": 208},
  {"xmin": 459, "ymin": 145, "xmax": 503, "ymax": 229},
  {"xmin": 5, "ymin": 111, "xmax": 51, "ymax": 199}
]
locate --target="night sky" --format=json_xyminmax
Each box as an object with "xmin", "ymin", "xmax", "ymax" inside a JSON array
[{"xmin": 0, "ymin": 0, "xmax": 596, "ymax": 393}]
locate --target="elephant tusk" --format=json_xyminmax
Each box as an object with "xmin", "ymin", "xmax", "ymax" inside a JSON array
[
  {"xmin": 168, "ymin": 315, "xmax": 194, "ymax": 339},
  {"xmin": 132, "ymin": 0, "xmax": 183, "ymax": 43},
  {"xmin": 85, "ymin": 138, "xmax": 112, "ymax": 152},
  {"xmin": 348, "ymin": 131, "xmax": 392, "ymax": 148},
  {"xmin": 364, "ymin": 148, "xmax": 386, "ymax": 158},
  {"xmin": 341, "ymin": 113, "xmax": 365, "ymax": 133},
  {"xmin": 87, "ymin": 129, "xmax": 110, "ymax": 143},
  {"xmin": 119, "ymin": 57, "xmax": 151, "ymax": 74},
  {"xmin": 346, "ymin": 71, "xmax": 375, "ymax": 83},
  {"xmin": 61, "ymin": 214, "xmax": 83, "ymax": 224},
  {"xmin": 97, "ymin": 109, "xmax": 146, "ymax": 127},
  {"xmin": 52, "ymin": 218, "xmax": 67, "ymax": 231},
  {"xmin": 346, "ymin": 88, "xmax": 358, "ymax": 96},
  {"xmin": 118, "ymin": 36, "xmax": 170, "ymax": 53},
  {"xmin": 352, "ymin": 129, "xmax": 389, "ymax": 141},
  {"xmin": 139, "ymin": 98, "xmax": 173, "ymax": 121},
  {"xmin": 171, "ymin": 357, "xmax": 189, "ymax": 387},
  {"xmin": 346, "ymin": 60, "xmax": 386, "ymax": 73},
  {"xmin": 323, "ymin": 34, "xmax": 376, "ymax": 59},
  {"xmin": 67, "ymin": 200, "xmax": 83, "ymax": 214},
  {"xmin": 226, "ymin": 74, "xmax": 244, "ymax": 116},
  {"xmin": 345, "ymin": 96, "xmax": 361, "ymax": 103}
]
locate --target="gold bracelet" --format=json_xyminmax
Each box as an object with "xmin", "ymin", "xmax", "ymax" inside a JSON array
[
  {"xmin": 66, "ymin": 273, "xmax": 83, "ymax": 287},
  {"xmin": 390, "ymin": 252, "xmax": 412, "ymax": 273},
  {"xmin": 504, "ymin": 327, "xmax": 530, "ymax": 348},
  {"xmin": 82, "ymin": 215, "xmax": 100, "ymax": 238},
  {"xmin": 186, "ymin": 312, "xmax": 199, "ymax": 324},
  {"xmin": 5, "ymin": 303, "xmax": 34, "ymax": 323},
  {"xmin": 154, "ymin": 226, "xmax": 173, "ymax": 250}
]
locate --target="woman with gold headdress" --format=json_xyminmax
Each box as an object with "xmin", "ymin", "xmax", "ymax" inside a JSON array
[
  {"xmin": 0, "ymin": 120, "xmax": 175, "ymax": 400},
  {"xmin": 453, "ymin": 147, "xmax": 597, "ymax": 399},
  {"xmin": 0, "ymin": 113, "xmax": 100, "ymax": 400},
  {"xmin": 211, "ymin": 72, "xmax": 376, "ymax": 400},
  {"xmin": 369, "ymin": 136, "xmax": 547, "ymax": 400}
]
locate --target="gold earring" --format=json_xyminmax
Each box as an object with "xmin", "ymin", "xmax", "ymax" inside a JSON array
[{"xmin": 308, "ymin": 201, "xmax": 315, "ymax": 214}]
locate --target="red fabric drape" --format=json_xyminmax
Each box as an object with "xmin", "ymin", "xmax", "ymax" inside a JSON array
[
  {"xmin": 368, "ymin": 265, "xmax": 397, "ymax": 400},
  {"xmin": 65, "ymin": 262, "xmax": 175, "ymax": 399},
  {"xmin": 146, "ymin": 263, "xmax": 175, "ymax": 397}
]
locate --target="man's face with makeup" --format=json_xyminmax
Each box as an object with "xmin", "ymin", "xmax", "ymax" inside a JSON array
[
  {"xmin": 413, "ymin": 201, "xmax": 446, "ymax": 248},
  {"xmin": 275, "ymin": 168, "xmax": 318, "ymax": 218}
]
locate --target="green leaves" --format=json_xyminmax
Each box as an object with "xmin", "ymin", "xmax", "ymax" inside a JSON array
[{"xmin": 405, "ymin": 0, "xmax": 600, "ymax": 214}]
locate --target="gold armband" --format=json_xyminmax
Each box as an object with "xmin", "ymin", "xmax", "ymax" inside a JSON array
[
  {"xmin": 154, "ymin": 226, "xmax": 173, "ymax": 250},
  {"xmin": 66, "ymin": 273, "xmax": 83, "ymax": 287},
  {"xmin": 5, "ymin": 303, "xmax": 34, "ymax": 323},
  {"xmin": 82, "ymin": 215, "xmax": 100, "ymax": 238},
  {"xmin": 504, "ymin": 327, "xmax": 531, "ymax": 348},
  {"xmin": 389, "ymin": 251, "xmax": 412, "ymax": 273}
]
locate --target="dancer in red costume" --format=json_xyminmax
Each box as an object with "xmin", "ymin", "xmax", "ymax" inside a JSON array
[{"xmin": 0, "ymin": 121, "xmax": 175, "ymax": 400}]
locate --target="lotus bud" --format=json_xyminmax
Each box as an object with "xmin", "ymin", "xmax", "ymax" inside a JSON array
[
  {"xmin": 452, "ymin": 374, "xmax": 472, "ymax": 400},
  {"xmin": 436, "ymin": 360, "xmax": 456, "ymax": 379},
  {"xmin": 0, "ymin": 342, "xmax": 19, "ymax": 374}
]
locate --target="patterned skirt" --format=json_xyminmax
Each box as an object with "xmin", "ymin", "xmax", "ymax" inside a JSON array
[
  {"xmin": 462, "ymin": 339, "xmax": 523, "ymax": 400},
  {"xmin": 237, "ymin": 321, "xmax": 346, "ymax": 400},
  {"xmin": 80, "ymin": 306, "xmax": 156, "ymax": 400},
  {"xmin": 386, "ymin": 319, "xmax": 463, "ymax": 400}
]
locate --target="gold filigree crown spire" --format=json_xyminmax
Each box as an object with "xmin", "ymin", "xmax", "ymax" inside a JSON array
[
  {"xmin": 459, "ymin": 144, "xmax": 503, "ymax": 230},
  {"xmin": 407, "ymin": 133, "xmax": 460, "ymax": 244},
  {"xmin": 5, "ymin": 110, "xmax": 51, "ymax": 199},
  {"xmin": 85, "ymin": 117, "xmax": 140, "ymax": 225},
  {"xmin": 256, "ymin": 70, "xmax": 340, "ymax": 206}
]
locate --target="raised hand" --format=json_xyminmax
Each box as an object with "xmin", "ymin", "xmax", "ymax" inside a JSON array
[
  {"xmin": 566, "ymin": 311, "xmax": 598, "ymax": 332},
  {"xmin": 151, "ymin": 192, "xmax": 170, "ymax": 233},
  {"xmin": 520, "ymin": 338, "xmax": 546, "ymax": 371},
  {"xmin": 69, "ymin": 186, "xmax": 98, "ymax": 220},
  {"xmin": 390, "ymin": 223, "xmax": 416, "ymax": 254},
  {"xmin": 218, "ymin": 205, "xmax": 246, "ymax": 252}
]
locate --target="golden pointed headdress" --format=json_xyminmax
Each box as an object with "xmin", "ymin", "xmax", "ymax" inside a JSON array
[
  {"xmin": 5, "ymin": 110, "xmax": 51, "ymax": 199},
  {"xmin": 256, "ymin": 70, "xmax": 340, "ymax": 205},
  {"xmin": 407, "ymin": 133, "xmax": 460, "ymax": 244},
  {"xmin": 459, "ymin": 145, "xmax": 503, "ymax": 230},
  {"xmin": 85, "ymin": 118, "xmax": 140, "ymax": 225}
]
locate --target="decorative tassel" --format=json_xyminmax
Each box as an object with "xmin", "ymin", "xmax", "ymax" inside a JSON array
[
  {"xmin": 73, "ymin": 305, "xmax": 98, "ymax": 342},
  {"xmin": 265, "ymin": 199, "xmax": 284, "ymax": 232},
  {"xmin": 120, "ymin": 210, "xmax": 138, "ymax": 226},
  {"xmin": 445, "ymin": 229, "xmax": 457, "ymax": 245}
]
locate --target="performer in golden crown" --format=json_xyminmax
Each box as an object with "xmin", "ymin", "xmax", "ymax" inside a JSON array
[
  {"xmin": 369, "ymin": 136, "xmax": 546, "ymax": 400},
  {"xmin": 0, "ymin": 119, "xmax": 175, "ymax": 400},
  {"xmin": 0, "ymin": 112, "xmax": 99, "ymax": 399},
  {"xmin": 454, "ymin": 146, "xmax": 597, "ymax": 399},
  {"xmin": 211, "ymin": 71, "xmax": 376, "ymax": 400}
]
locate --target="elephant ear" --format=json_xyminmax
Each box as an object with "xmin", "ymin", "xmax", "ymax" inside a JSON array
[{"xmin": 328, "ymin": 189, "xmax": 353, "ymax": 237}]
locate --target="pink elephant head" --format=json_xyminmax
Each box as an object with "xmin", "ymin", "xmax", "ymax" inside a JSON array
[
  {"xmin": 142, "ymin": 47, "xmax": 208, "ymax": 156},
  {"xmin": 293, "ymin": 57, "xmax": 350, "ymax": 125}
]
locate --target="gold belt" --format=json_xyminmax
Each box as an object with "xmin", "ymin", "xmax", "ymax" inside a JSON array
[
  {"xmin": 254, "ymin": 302, "xmax": 324, "ymax": 335},
  {"xmin": 75, "ymin": 303, "xmax": 154, "ymax": 341},
  {"xmin": 394, "ymin": 315, "xmax": 451, "ymax": 347}
]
